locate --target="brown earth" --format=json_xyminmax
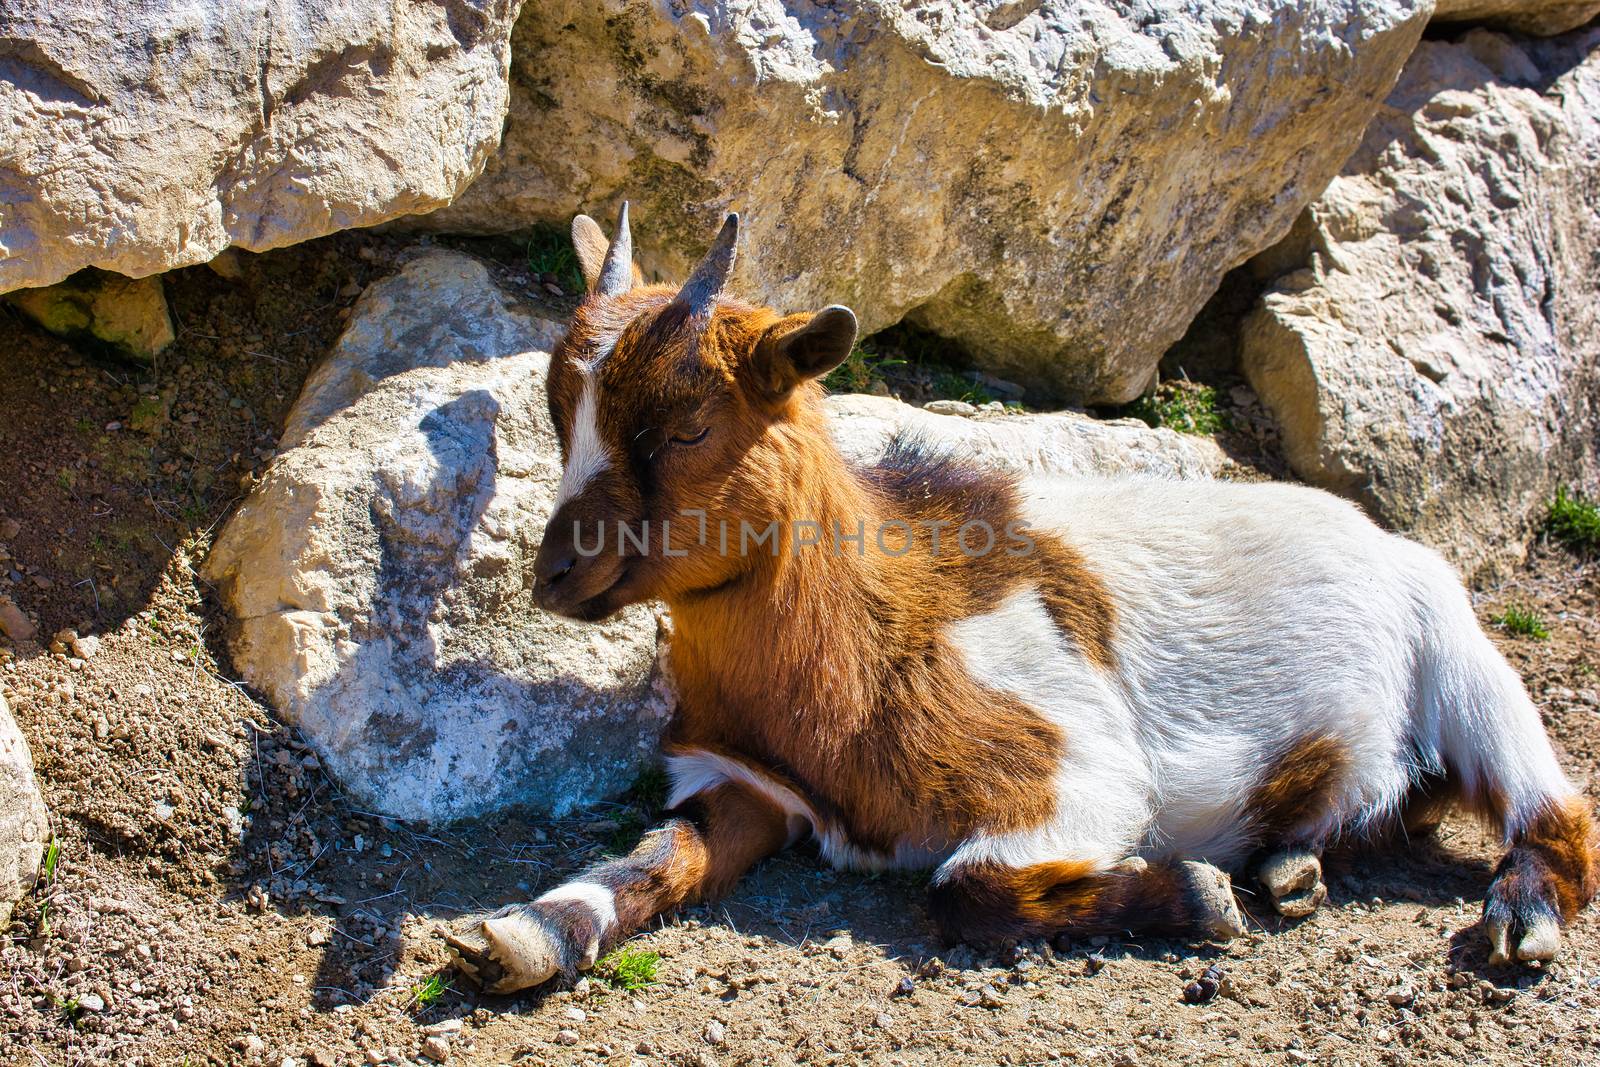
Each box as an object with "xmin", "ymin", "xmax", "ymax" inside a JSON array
[{"xmin": 2, "ymin": 241, "xmax": 1598, "ymax": 1067}]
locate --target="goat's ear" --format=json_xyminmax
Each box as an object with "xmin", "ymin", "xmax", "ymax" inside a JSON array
[
  {"xmin": 571, "ymin": 215, "xmax": 609, "ymax": 292},
  {"xmin": 572, "ymin": 211, "xmax": 645, "ymax": 294},
  {"xmin": 746, "ymin": 306, "xmax": 859, "ymax": 400}
]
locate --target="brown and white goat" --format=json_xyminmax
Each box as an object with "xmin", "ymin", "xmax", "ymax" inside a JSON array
[{"xmin": 444, "ymin": 206, "xmax": 1597, "ymax": 991}]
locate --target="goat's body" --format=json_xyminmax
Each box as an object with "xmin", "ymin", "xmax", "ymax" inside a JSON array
[{"xmin": 667, "ymin": 471, "xmax": 1573, "ymax": 880}]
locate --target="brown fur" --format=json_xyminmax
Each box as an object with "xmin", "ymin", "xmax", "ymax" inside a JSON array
[
  {"xmin": 1500, "ymin": 796, "xmax": 1599, "ymax": 921},
  {"xmin": 1242, "ymin": 735, "xmax": 1350, "ymax": 846},
  {"xmin": 929, "ymin": 859, "xmax": 1205, "ymax": 947}
]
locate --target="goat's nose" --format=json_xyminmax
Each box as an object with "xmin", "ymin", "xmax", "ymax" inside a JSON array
[{"xmin": 539, "ymin": 555, "xmax": 576, "ymax": 588}]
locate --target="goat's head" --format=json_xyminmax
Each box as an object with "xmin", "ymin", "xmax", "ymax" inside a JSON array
[{"xmin": 533, "ymin": 205, "xmax": 858, "ymax": 620}]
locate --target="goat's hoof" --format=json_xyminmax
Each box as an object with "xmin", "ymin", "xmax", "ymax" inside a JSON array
[
  {"xmin": 1484, "ymin": 863, "xmax": 1564, "ymax": 966},
  {"xmin": 439, "ymin": 910, "xmax": 564, "ymax": 994},
  {"xmin": 1257, "ymin": 849, "xmax": 1327, "ymax": 919},
  {"xmin": 1180, "ymin": 860, "xmax": 1246, "ymax": 941}
]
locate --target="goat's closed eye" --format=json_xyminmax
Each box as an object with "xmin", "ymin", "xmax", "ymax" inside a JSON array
[{"xmin": 671, "ymin": 427, "xmax": 710, "ymax": 446}]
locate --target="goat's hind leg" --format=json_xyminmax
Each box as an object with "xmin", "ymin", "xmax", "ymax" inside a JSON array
[
  {"xmin": 928, "ymin": 856, "xmax": 1247, "ymax": 949},
  {"xmin": 1485, "ymin": 798, "xmax": 1598, "ymax": 965}
]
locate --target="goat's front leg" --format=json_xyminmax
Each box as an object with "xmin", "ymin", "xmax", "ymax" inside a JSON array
[{"xmin": 443, "ymin": 783, "xmax": 790, "ymax": 993}]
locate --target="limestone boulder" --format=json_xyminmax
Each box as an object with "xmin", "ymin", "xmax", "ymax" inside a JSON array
[
  {"xmin": 419, "ymin": 0, "xmax": 1430, "ymax": 405},
  {"xmin": 203, "ymin": 251, "xmax": 673, "ymax": 824},
  {"xmin": 1434, "ymin": 1, "xmax": 1600, "ymax": 35},
  {"xmin": 826, "ymin": 395, "xmax": 1227, "ymax": 481},
  {"xmin": 0, "ymin": 0, "xmax": 520, "ymax": 295},
  {"xmin": 1240, "ymin": 27, "xmax": 1600, "ymax": 578},
  {"xmin": 1, "ymin": 691, "xmax": 48, "ymax": 927}
]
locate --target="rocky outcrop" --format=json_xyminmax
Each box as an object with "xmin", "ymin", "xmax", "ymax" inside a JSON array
[
  {"xmin": 1, "ymin": 691, "xmax": 48, "ymax": 927},
  {"xmin": 203, "ymin": 252, "xmax": 673, "ymax": 824},
  {"xmin": 0, "ymin": 0, "xmax": 521, "ymax": 295},
  {"xmin": 826, "ymin": 394, "xmax": 1227, "ymax": 481},
  {"xmin": 420, "ymin": 0, "xmax": 1430, "ymax": 405},
  {"xmin": 1240, "ymin": 27, "xmax": 1600, "ymax": 578},
  {"xmin": 1434, "ymin": 1, "xmax": 1600, "ymax": 36},
  {"xmin": 5, "ymin": 271, "xmax": 174, "ymax": 363}
]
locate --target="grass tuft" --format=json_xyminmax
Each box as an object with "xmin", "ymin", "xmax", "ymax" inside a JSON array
[
  {"xmin": 1493, "ymin": 604, "xmax": 1549, "ymax": 640},
  {"xmin": 1546, "ymin": 486, "xmax": 1600, "ymax": 554},
  {"xmin": 593, "ymin": 946, "xmax": 662, "ymax": 991},
  {"xmin": 1125, "ymin": 381, "xmax": 1229, "ymax": 435},
  {"xmin": 525, "ymin": 224, "xmax": 584, "ymax": 293},
  {"xmin": 409, "ymin": 973, "xmax": 450, "ymax": 1010}
]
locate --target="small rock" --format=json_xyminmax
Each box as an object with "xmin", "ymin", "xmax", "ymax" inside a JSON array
[
  {"xmin": 703, "ymin": 1019, "xmax": 727, "ymax": 1045},
  {"xmin": 923, "ymin": 399, "xmax": 979, "ymax": 417},
  {"xmin": 1447, "ymin": 1022, "xmax": 1473, "ymax": 1040},
  {"xmin": 1386, "ymin": 983, "xmax": 1416, "ymax": 1007},
  {"xmin": 874, "ymin": 1012, "xmax": 893, "ymax": 1029},
  {"xmin": 421, "ymin": 1018, "xmax": 463, "ymax": 1036},
  {"xmin": 0, "ymin": 596, "xmax": 36, "ymax": 642},
  {"xmin": 306, "ymin": 926, "xmax": 330, "ymax": 947},
  {"xmin": 891, "ymin": 976, "xmax": 916, "ymax": 998},
  {"xmin": 421, "ymin": 1034, "xmax": 450, "ymax": 1062},
  {"xmin": 562, "ymin": 1006, "xmax": 587, "ymax": 1023},
  {"xmin": 77, "ymin": 992, "xmax": 106, "ymax": 1013},
  {"xmin": 824, "ymin": 935, "xmax": 850, "ymax": 960},
  {"xmin": 964, "ymin": 984, "xmax": 1005, "ymax": 1009},
  {"xmin": 555, "ymin": 1029, "xmax": 581, "ymax": 1046}
]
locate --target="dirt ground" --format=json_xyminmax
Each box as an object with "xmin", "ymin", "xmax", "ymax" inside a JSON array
[{"xmin": 2, "ymin": 240, "xmax": 1598, "ymax": 1067}]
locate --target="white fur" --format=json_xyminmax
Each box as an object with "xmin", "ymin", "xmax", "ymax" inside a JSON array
[
  {"xmin": 666, "ymin": 749, "xmax": 815, "ymax": 848},
  {"xmin": 552, "ymin": 369, "xmax": 609, "ymax": 510},
  {"xmin": 536, "ymin": 881, "xmax": 618, "ymax": 935},
  {"xmin": 1004, "ymin": 476, "xmax": 1575, "ymax": 864}
]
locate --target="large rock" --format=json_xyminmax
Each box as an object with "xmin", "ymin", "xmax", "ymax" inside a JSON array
[
  {"xmin": 418, "ymin": 0, "xmax": 1430, "ymax": 405},
  {"xmin": 1434, "ymin": 0, "xmax": 1600, "ymax": 35},
  {"xmin": 0, "ymin": 0, "xmax": 520, "ymax": 295},
  {"xmin": 1, "ymin": 691, "xmax": 48, "ymax": 927},
  {"xmin": 203, "ymin": 252, "xmax": 673, "ymax": 824},
  {"xmin": 1240, "ymin": 27, "xmax": 1600, "ymax": 578},
  {"xmin": 826, "ymin": 394, "xmax": 1227, "ymax": 481}
]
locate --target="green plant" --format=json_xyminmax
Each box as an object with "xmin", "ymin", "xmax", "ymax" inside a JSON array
[
  {"xmin": 1126, "ymin": 382, "xmax": 1229, "ymax": 435},
  {"xmin": 1493, "ymin": 604, "xmax": 1549, "ymax": 640},
  {"xmin": 36, "ymin": 837, "xmax": 61, "ymax": 936},
  {"xmin": 593, "ymin": 946, "xmax": 662, "ymax": 991},
  {"xmin": 823, "ymin": 345, "xmax": 905, "ymax": 394},
  {"xmin": 1546, "ymin": 486, "xmax": 1600, "ymax": 554},
  {"xmin": 47, "ymin": 992, "xmax": 82, "ymax": 1027},
  {"xmin": 525, "ymin": 224, "xmax": 583, "ymax": 293},
  {"xmin": 410, "ymin": 973, "xmax": 450, "ymax": 1010},
  {"xmin": 625, "ymin": 765, "xmax": 670, "ymax": 814}
]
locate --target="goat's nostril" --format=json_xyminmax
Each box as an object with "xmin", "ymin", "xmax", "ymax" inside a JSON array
[{"xmin": 543, "ymin": 557, "xmax": 576, "ymax": 587}]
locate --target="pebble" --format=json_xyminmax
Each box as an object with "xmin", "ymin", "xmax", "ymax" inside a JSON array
[
  {"xmin": 1386, "ymin": 983, "xmax": 1416, "ymax": 1007},
  {"xmin": 562, "ymin": 1006, "xmax": 587, "ymax": 1023},
  {"xmin": 874, "ymin": 1012, "xmax": 893, "ymax": 1029},
  {"xmin": 892, "ymin": 976, "xmax": 916, "ymax": 998},
  {"xmin": 703, "ymin": 1019, "xmax": 727, "ymax": 1045},
  {"xmin": 1448, "ymin": 1022, "xmax": 1474, "ymax": 1040},
  {"xmin": 555, "ymin": 1029, "xmax": 581, "ymax": 1047},
  {"xmin": 77, "ymin": 992, "xmax": 105, "ymax": 1013},
  {"xmin": 421, "ymin": 1035, "xmax": 450, "ymax": 1062},
  {"xmin": 422, "ymin": 1019, "xmax": 463, "ymax": 1036}
]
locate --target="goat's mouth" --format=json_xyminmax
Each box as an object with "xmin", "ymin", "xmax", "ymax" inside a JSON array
[{"xmin": 543, "ymin": 559, "xmax": 636, "ymax": 622}]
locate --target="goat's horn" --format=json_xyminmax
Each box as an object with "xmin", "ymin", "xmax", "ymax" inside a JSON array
[
  {"xmin": 596, "ymin": 201, "xmax": 634, "ymax": 298},
  {"xmin": 675, "ymin": 212, "xmax": 739, "ymax": 317}
]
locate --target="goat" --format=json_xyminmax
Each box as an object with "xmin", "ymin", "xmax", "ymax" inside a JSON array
[{"xmin": 443, "ymin": 205, "xmax": 1596, "ymax": 992}]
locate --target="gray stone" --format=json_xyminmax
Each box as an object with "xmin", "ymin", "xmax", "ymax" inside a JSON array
[
  {"xmin": 0, "ymin": 0, "xmax": 519, "ymax": 294},
  {"xmin": 1, "ymin": 690, "xmax": 48, "ymax": 927},
  {"xmin": 204, "ymin": 251, "xmax": 673, "ymax": 823},
  {"xmin": 1240, "ymin": 27, "xmax": 1600, "ymax": 578},
  {"xmin": 416, "ymin": 0, "xmax": 1429, "ymax": 405}
]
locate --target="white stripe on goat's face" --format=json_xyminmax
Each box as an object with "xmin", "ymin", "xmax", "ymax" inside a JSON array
[{"xmin": 552, "ymin": 332, "xmax": 621, "ymax": 510}]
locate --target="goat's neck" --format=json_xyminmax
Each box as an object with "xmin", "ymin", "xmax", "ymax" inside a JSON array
[{"xmin": 664, "ymin": 404, "xmax": 911, "ymax": 732}]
